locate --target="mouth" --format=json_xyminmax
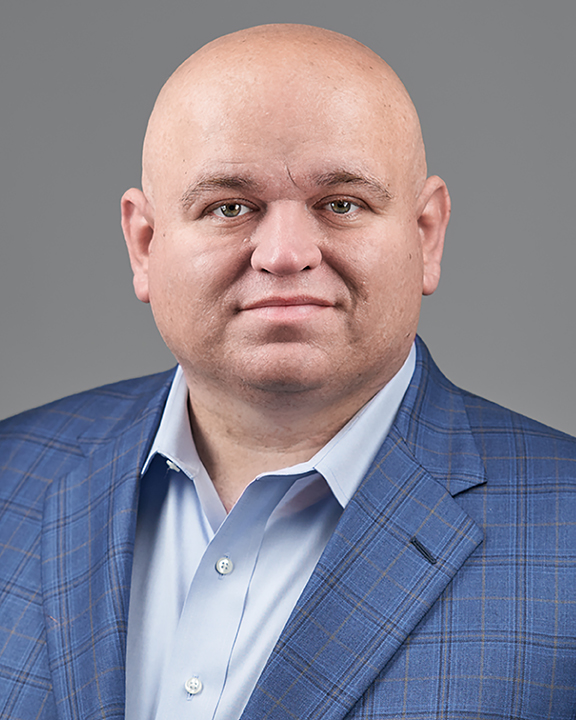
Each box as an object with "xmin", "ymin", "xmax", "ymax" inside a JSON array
[
  {"xmin": 240, "ymin": 296, "xmax": 334, "ymax": 320},
  {"xmin": 242, "ymin": 296, "xmax": 333, "ymax": 310}
]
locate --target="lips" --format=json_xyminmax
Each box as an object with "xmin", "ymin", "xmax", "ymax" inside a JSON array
[
  {"xmin": 238, "ymin": 295, "xmax": 334, "ymax": 322},
  {"xmin": 241, "ymin": 296, "xmax": 333, "ymax": 311}
]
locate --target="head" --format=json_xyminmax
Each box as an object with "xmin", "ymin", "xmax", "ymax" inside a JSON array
[{"xmin": 122, "ymin": 24, "xmax": 450, "ymax": 413}]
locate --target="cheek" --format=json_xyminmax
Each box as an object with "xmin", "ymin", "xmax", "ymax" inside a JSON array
[
  {"xmin": 150, "ymin": 224, "xmax": 252, "ymax": 296},
  {"xmin": 146, "ymin": 256, "xmax": 219, "ymax": 365},
  {"xmin": 363, "ymin": 231, "xmax": 424, "ymax": 323},
  {"xmin": 366, "ymin": 222, "xmax": 423, "ymax": 287},
  {"xmin": 145, "ymin": 237, "xmax": 202, "ymax": 338},
  {"xmin": 145, "ymin": 229, "xmax": 251, "ymax": 347}
]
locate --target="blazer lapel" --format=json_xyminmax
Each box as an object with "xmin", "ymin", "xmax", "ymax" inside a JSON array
[
  {"xmin": 241, "ymin": 340, "xmax": 486, "ymax": 720},
  {"xmin": 41, "ymin": 374, "xmax": 172, "ymax": 720}
]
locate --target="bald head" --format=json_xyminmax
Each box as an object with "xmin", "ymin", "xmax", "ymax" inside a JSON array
[
  {"xmin": 122, "ymin": 22, "xmax": 450, "ymax": 417},
  {"xmin": 142, "ymin": 24, "xmax": 426, "ymax": 204}
]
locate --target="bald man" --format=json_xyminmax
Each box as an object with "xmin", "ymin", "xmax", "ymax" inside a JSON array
[{"xmin": 1, "ymin": 25, "xmax": 575, "ymax": 720}]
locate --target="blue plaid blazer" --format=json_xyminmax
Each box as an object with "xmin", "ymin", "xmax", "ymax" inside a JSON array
[{"xmin": 1, "ymin": 337, "xmax": 575, "ymax": 720}]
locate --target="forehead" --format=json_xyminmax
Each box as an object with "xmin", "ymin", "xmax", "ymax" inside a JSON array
[{"xmin": 146, "ymin": 42, "xmax": 418, "ymax": 198}]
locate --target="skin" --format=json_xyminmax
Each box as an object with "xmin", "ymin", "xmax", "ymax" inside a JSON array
[{"xmin": 121, "ymin": 24, "xmax": 451, "ymax": 510}]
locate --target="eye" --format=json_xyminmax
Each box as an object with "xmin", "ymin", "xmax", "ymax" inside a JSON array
[
  {"xmin": 327, "ymin": 199, "xmax": 359, "ymax": 214},
  {"xmin": 212, "ymin": 202, "xmax": 252, "ymax": 218}
]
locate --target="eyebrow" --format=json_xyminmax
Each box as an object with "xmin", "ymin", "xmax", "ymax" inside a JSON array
[
  {"xmin": 311, "ymin": 170, "xmax": 394, "ymax": 202},
  {"xmin": 180, "ymin": 168, "xmax": 393, "ymax": 209},
  {"xmin": 180, "ymin": 175, "xmax": 263, "ymax": 209}
]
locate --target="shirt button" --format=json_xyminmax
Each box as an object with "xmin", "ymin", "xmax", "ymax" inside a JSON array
[
  {"xmin": 185, "ymin": 677, "xmax": 202, "ymax": 695},
  {"xmin": 166, "ymin": 459, "xmax": 180, "ymax": 472},
  {"xmin": 215, "ymin": 556, "xmax": 234, "ymax": 575}
]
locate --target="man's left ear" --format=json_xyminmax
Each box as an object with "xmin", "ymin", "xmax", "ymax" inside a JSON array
[
  {"xmin": 121, "ymin": 188, "xmax": 155, "ymax": 304},
  {"xmin": 417, "ymin": 175, "xmax": 451, "ymax": 296}
]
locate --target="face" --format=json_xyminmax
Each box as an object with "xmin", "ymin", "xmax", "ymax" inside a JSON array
[{"xmin": 123, "ymin": 50, "xmax": 449, "ymax": 411}]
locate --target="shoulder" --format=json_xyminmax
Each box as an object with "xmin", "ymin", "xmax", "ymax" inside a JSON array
[
  {"xmin": 460, "ymin": 386, "xmax": 576, "ymax": 486},
  {"xmin": 0, "ymin": 369, "xmax": 175, "ymax": 497},
  {"xmin": 460, "ymin": 382, "xmax": 576, "ymax": 446},
  {"xmin": 412, "ymin": 336, "xmax": 576, "ymax": 482},
  {"xmin": 0, "ymin": 369, "xmax": 175, "ymax": 440}
]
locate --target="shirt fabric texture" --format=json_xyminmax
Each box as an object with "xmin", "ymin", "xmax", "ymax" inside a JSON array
[{"xmin": 125, "ymin": 344, "xmax": 416, "ymax": 720}]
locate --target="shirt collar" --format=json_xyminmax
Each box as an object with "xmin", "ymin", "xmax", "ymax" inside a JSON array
[
  {"xmin": 142, "ymin": 366, "xmax": 202, "ymax": 478},
  {"xmin": 143, "ymin": 343, "xmax": 416, "ymax": 509},
  {"xmin": 268, "ymin": 344, "xmax": 415, "ymax": 506}
]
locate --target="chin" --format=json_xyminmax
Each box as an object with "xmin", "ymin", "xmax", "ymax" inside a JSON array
[
  {"xmin": 235, "ymin": 347, "xmax": 330, "ymax": 396},
  {"xmin": 239, "ymin": 362, "xmax": 326, "ymax": 395},
  {"xmin": 243, "ymin": 374, "xmax": 325, "ymax": 396}
]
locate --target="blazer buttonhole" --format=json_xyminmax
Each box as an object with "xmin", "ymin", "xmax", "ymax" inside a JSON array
[{"xmin": 410, "ymin": 536, "xmax": 437, "ymax": 565}]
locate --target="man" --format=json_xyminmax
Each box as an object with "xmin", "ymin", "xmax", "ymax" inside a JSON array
[{"xmin": 0, "ymin": 23, "xmax": 575, "ymax": 720}]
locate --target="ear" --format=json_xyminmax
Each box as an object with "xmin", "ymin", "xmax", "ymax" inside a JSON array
[
  {"xmin": 121, "ymin": 188, "xmax": 155, "ymax": 303},
  {"xmin": 416, "ymin": 176, "xmax": 451, "ymax": 296}
]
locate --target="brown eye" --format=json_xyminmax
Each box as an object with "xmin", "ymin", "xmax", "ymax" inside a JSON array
[
  {"xmin": 329, "ymin": 200, "xmax": 353, "ymax": 214},
  {"xmin": 213, "ymin": 203, "xmax": 251, "ymax": 218}
]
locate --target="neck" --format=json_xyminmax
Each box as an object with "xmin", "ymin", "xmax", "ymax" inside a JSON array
[{"xmin": 186, "ymin": 380, "xmax": 384, "ymax": 512}]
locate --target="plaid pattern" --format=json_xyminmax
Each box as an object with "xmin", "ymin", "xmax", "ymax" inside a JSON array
[
  {"xmin": 242, "ymin": 340, "xmax": 576, "ymax": 720},
  {"xmin": 0, "ymin": 371, "xmax": 173, "ymax": 720},
  {"xmin": 1, "ymin": 338, "xmax": 575, "ymax": 719}
]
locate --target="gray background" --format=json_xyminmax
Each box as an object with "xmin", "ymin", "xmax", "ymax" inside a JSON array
[{"xmin": 1, "ymin": 0, "xmax": 575, "ymax": 433}]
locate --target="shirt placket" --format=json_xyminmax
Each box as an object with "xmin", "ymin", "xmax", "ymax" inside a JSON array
[{"xmin": 153, "ymin": 474, "xmax": 296, "ymax": 719}]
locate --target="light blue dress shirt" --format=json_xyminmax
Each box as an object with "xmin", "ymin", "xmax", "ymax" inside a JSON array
[{"xmin": 126, "ymin": 344, "xmax": 415, "ymax": 720}]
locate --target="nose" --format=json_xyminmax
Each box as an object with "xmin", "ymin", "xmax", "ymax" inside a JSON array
[{"xmin": 250, "ymin": 202, "xmax": 322, "ymax": 275}]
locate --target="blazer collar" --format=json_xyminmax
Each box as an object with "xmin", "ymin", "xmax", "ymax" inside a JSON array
[
  {"xmin": 394, "ymin": 336, "xmax": 486, "ymax": 496},
  {"xmin": 241, "ymin": 337, "xmax": 486, "ymax": 720},
  {"xmin": 41, "ymin": 370, "xmax": 174, "ymax": 720}
]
